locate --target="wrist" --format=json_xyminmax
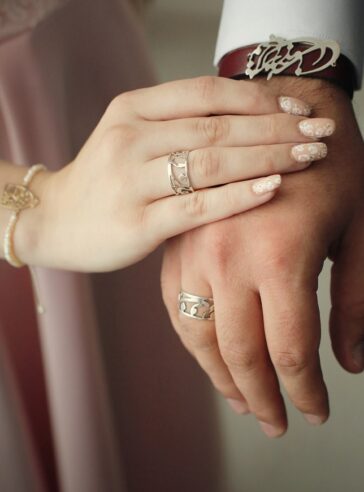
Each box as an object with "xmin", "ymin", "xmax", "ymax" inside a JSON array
[
  {"xmin": 249, "ymin": 76, "xmax": 360, "ymax": 139},
  {"xmin": 251, "ymin": 76, "xmax": 349, "ymax": 111},
  {"xmin": 218, "ymin": 36, "xmax": 358, "ymax": 99},
  {"xmin": 12, "ymin": 167, "xmax": 57, "ymax": 267}
]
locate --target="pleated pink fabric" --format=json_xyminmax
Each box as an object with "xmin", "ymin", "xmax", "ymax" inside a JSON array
[
  {"xmin": 0, "ymin": 337, "xmax": 47, "ymax": 492},
  {"xmin": 0, "ymin": 1, "xmax": 221, "ymax": 491},
  {"xmin": 0, "ymin": 0, "xmax": 70, "ymax": 41}
]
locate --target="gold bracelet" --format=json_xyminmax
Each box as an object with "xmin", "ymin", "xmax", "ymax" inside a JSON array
[{"xmin": 1, "ymin": 163, "xmax": 47, "ymax": 314}]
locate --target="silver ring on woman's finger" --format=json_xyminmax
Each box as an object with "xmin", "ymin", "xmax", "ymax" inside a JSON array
[
  {"xmin": 178, "ymin": 290, "xmax": 215, "ymax": 321},
  {"xmin": 168, "ymin": 150, "xmax": 194, "ymax": 195}
]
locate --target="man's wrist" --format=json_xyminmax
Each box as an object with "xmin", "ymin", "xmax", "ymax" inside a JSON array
[
  {"xmin": 218, "ymin": 36, "xmax": 357, "ymax": 99},
  {"xmin": 248, "ymin": 75, "xmax": 354, "ymax": 119}
]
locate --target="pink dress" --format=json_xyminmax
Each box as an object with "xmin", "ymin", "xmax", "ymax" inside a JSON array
[{"xmin": 0, "ymin": 1, "xmax": 220, "ymax": 491}]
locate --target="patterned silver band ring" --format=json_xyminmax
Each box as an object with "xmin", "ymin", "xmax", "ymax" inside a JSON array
[
  {"xmin": 167, "ymin": 150, "xmax": 194, "ymax": 195},
  {"xmin": 178, "ymin": 290, "xmax": 215, "ymax": 321}
]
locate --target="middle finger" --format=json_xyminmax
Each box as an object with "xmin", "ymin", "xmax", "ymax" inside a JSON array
[
  {"xmin": 142, "ymin": 114, "xmax": 335, "ymax": 159},
  {"xmin": 260, "ymin": 279, "xmax": 330, "ymax": 426},
  {"xmin": 213, "ymin": 283, "xmax": 288, "ymax": 437}
]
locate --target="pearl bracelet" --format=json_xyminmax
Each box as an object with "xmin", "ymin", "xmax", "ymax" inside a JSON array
[{"xmin": 1, "ymin": 163, "xmax": 47, "ymax": 314}]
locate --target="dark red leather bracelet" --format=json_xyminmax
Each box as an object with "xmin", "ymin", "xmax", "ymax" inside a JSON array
[{"xmin": 218, "ymin": 39, "xmax": 357, "ymax": 99}]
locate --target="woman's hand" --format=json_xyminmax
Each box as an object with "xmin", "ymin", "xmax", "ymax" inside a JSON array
[{"xmin": 16, "ymin": 76, "xmax": 334, "ymax": 271}]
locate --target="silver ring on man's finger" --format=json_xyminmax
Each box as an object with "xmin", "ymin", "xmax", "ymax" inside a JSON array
[{"xmin": 178, "ymin": 290, "xmax": 215, "ymax": 321}]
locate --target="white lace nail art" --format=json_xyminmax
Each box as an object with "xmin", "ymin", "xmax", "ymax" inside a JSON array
[
  {"xmin": 291, "ymin": 142, "xmax": 328, "ymax": 162},
  {"xmin": 252, "ymin": 175, "xmax": 282, "ymax": 195},
  {"xmin": 279, "ymin": 96, "xmax": 311, "ymax": 116},
  {"xmin": 298, "ymin": 119, "xmax": 335, "ymax": 138}
]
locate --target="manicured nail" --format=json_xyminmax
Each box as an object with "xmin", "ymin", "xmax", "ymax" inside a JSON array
[
  {"xmin": 279, "ymin": 96, "xmax": 311, "ymax": 116},
  {"xmin": 252, "ymin": 174, "xmax": 281, "ymax": 195},
  {"xmin": 227, "ymin": 398, "xmax": 250, "ymax": 415},
  {"xmin": 303, "ymin": 413, "xmax": 325, "ymax": 425},
  {"xmin": 291, "ymin": 142, "xmax": 328, "ymax": 163},
  {"xmin": 298, "ymin": 118, "xmax": 335, "ymax": 138},
  {"xmin": 259, "ymin": 421, "xmax": 283, "ymax": 438},
  {"xmin": 352, "ymin": 341, "xmax": 364, "ymax": 370}
]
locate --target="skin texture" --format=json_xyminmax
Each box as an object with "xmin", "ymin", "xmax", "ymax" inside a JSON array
[
  {"xmin": 161, "ymin": 76, "xmax": 364, "ymax": 438},
  {"xmin": 4, "ymin": 77, "xmax": 331, "ymax": 272}
]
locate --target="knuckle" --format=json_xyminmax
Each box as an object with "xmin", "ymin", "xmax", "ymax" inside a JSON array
[
  {"xmin": 200, "ymin": 222, "xmax": 233, "ymax": 273},
  {"xmin": 193, "ymin": 148, "xmax": 222, "ymax": 182},
  {"xmin": 263, "ymin": 250, "xmax": 292, "ymax": 276},
  {"xmin": 194, "ymin": 75, "xmax": 219, "ymax": 102},
  {"xmin": 272, "ymin": 350, "xmax": 310, "ymax": 375},
  {"xmin": 333, "ymin": 298, "xmax": 364, "ymax": 322},
  {"xmin": 260, "ymin": 147, "xmax": 278, "ymax": 174},
  {"xmin": 245, "ymin": 83, "xmax": 264, "ymax": 111},
  {"xmin": 102, "ymin": 126, "xmax": 123, "ymax": 155},
  {"xmin": 107, "ymin": 94, "xmax": 123, "ymax": 112},
  {"xmin": 220, "ymin": 344, "xmax": 261, "ymax": 372},
  {"xmin": 182, "ymin": 190, "xmax": 208, "ymax": 217},
  {"xmin": 293, "ymin": 394, "xmax": 328, "ymax": 414},
  {"xmin": 118, "ymin": 123, "xmax": 138, "ymax": 145},
  {"xmin": 197, "ymin": 116, "xmax": 229, "ymax": 146},
  {"xmin": 108, "ymin": 91, "xmax": 133, "ymax": 113},
  {"xmin": 103, "ymin": 123, "xmax": 138, "ymax": 150},
  {"xmin": 264, "ymin": 114, "xmax": 280, "ymax": 142},
  {"xmin": 212, "ymin": 382, "xmax": 241, "ymax": 400},
  {"xmin": 220, "ymin": 184, "xmax": 237, "ymax": 209},
  {"xmin": 255, "ymin": 234, "xmax": 304, "ymax": 279},
  {"xmin": 178, "ymin": 319, "xmax": 216, "ymax": 352}
]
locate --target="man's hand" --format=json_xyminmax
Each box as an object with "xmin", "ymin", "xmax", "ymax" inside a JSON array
[{"xmin": 161, "ymin": 76, "xmax": 364, "ymax": 438}]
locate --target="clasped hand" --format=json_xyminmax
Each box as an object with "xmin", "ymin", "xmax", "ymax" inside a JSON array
[
  {"xmin": 19, "ymin": 75, "xmax": 364, "ymax": 439},
  {"xmin": 161, "ymin": 76, "xmax": 364, "ymax": 438},
  {"xmin": 21, "ymin": 76, "xmax": 330, "ymax": 271}
]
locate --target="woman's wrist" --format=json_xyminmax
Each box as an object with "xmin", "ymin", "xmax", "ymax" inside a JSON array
[
  {"xmin": 0, "ymin": 164, "xmax": 56, "ymax": 267},
  {"xmin": 0, "ymin": 163, "xmax": 33, "ymax": 259}
]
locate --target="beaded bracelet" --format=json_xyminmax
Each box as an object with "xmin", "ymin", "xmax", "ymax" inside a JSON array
[{"xmin": 1, "ymin": 164, "xmax": 47, "ymax": 314}]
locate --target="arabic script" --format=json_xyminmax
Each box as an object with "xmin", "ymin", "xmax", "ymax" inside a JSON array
[{"xmin": 245, "ymin": 34, "xmax": 340, "ymax": 80}]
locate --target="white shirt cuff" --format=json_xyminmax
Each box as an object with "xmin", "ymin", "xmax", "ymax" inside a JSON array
[{"xmin": 214, "ymin": 0, "xmax": 364, "ymax": 89}]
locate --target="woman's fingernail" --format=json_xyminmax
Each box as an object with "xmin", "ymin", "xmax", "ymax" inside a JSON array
[
  {"xmin": 352, "ymin": 341, "xmax": 364, "ymax": 370},
  {"xmin": 291, "ymin": 142, "xmax": 328, "ymax": 163},
  {"xmin": 259, "ymin": 421, "xmax": 284, "ymax": 438},
  {"xmin": 298, "ymin": 118, "xmax": 335, "ymax": 138},
  {"xmin": 227, "ymin": 398, "xmax": 250, "ymax": 414},
  {"xmin": 279, "ymin": 96, "xmax": 311, "ymax": 116},
  {"xmin": 303, "ymin": 413, "xmax": 325, "ymax": 425},
  {"xmin": 252, "ymin": 174, "xmax": 281, "ymax": 195}
]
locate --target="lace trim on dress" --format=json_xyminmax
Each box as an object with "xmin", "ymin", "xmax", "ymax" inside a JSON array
[{"xmin": 0, "ymin": 0, "xmax": 70, "ymax": 41}]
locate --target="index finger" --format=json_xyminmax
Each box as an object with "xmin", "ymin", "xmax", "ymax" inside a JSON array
[{"xmin": 125, "ymin": 76, "xmax": 312, "ymax": 120}]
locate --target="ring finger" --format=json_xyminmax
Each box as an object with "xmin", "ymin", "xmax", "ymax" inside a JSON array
[
  {"xmin": 177, "ymin": 257, "xmax": 250, "ymax": 412},
  {"xmin": 144, "ymin": 142, "xmax": 327, "ymax": 200}
]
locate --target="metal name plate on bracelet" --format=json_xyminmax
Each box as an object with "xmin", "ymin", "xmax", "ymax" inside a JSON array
[{"xmin": 245, "ymin": 34, "xmax": 340, "ymax": 80}]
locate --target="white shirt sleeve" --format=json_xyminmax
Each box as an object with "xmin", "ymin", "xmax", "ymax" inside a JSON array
[{"xmin": 214, "ymin": 0, "xmax": 364, "ymax": 88}]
